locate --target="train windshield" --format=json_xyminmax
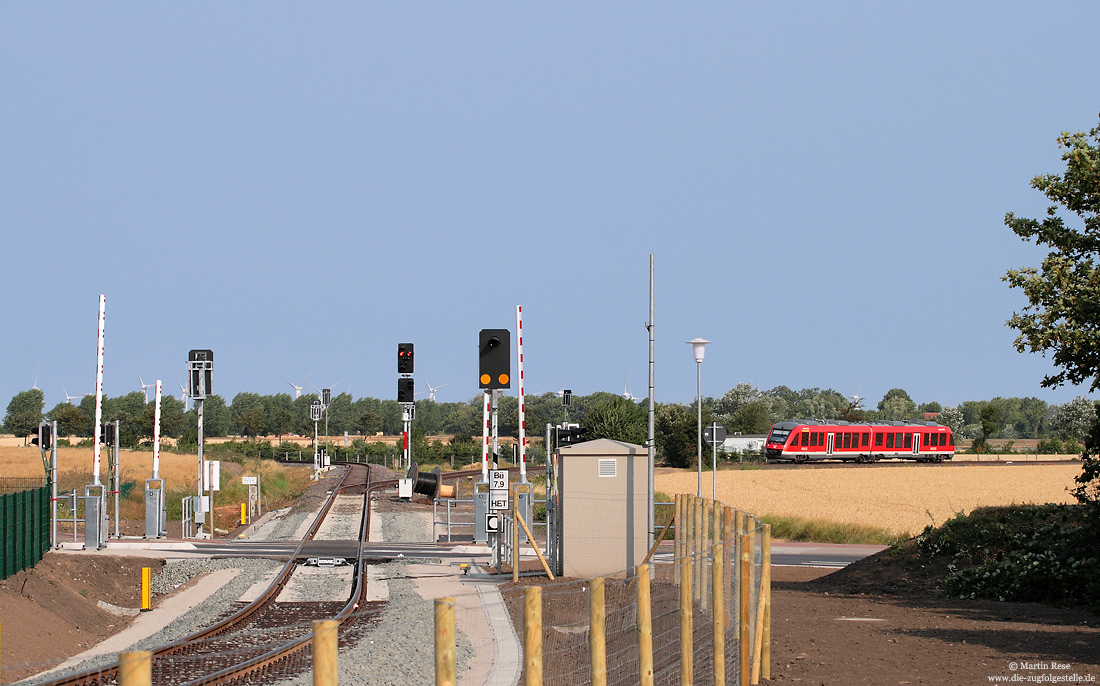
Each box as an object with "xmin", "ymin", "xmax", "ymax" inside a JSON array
[{"xmin": 767, "ymin": 428, "xmax": 791, "ymax": 444}]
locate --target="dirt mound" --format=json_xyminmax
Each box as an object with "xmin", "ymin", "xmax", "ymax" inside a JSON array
[{"xmin": 0, "ymin": 554, "xmax": 164, "ymax": 683}]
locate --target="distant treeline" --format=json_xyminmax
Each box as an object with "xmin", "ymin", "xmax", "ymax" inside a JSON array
[{"xmin": 3, "ymin": 385, "xmax": 1096, "ymax": 468}]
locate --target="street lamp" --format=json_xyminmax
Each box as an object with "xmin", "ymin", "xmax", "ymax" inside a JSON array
[{"xmin": 687, "ymin": 338, "xmax": 710, "ymax": 497}]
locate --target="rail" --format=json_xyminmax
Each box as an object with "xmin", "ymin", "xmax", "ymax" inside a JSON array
[{"xmin": 36, "ymin": 464, "xmax": 369, "ymax": 686}]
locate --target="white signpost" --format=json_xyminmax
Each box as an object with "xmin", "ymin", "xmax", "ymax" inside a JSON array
[{"xmin": 489, "ymin": 469, "xmax": 509, "ymax": 512}]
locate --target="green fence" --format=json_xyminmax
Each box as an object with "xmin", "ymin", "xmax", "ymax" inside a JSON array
[{"xmin": 0, "ymin": 479, "xmax": 50, "ymax": 579}]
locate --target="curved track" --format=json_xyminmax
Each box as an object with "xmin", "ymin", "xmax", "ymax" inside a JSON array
[{"xmin": 40, "ymin": 463, "xmax": 387, "ymax": 686}]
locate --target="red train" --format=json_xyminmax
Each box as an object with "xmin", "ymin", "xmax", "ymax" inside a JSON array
[{"xmin": 765, "ymin": 419, "xmax": 955, "ymax": 463}]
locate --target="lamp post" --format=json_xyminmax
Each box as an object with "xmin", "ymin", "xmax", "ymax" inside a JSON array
[{"xmin": 687, "ymin": 338, "xmax": 710, "ymax": 497}]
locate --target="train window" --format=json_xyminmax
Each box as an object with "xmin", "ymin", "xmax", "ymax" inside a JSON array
[
  {"xmin": 819, "ymin": 432, "xmax": 825, "ymax": 445},
  {"xmin": 875, "ymin": 433, "xmax": 883, "ymax": 447},
  {"xmin": 842, "ymin": 433, "xmax": 850, "ymax": 449},
  {"xmin": 791, "ymin": 432, "xmax": 801, "ymax": 447},
  {"xmin": 886, "ymin": 433, "xmax": 894, "ymax": 449},
  {"xmin": 810, "ymin": 432, "xmax": 818, "ymax": 447},
  {"xmin": 945, "ymin": 431, "xmax": 953, "ymax": 446},
  {"xmin": 861, "ymin": 433, "xmax": 869, "ymax": 447},
  {"xmin": 904, "ymin": 433, "xmax": 913, "ymax": 449},
  {"xmin": 931, "ymin": 433, "xmax": 939, "ymax": 447},
  {"xmin": 768, "ymin": 428, "xmax": 790, "ymax": 444}
]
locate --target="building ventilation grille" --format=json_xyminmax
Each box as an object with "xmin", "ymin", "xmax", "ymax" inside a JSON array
[{"xmin": 597, "ymin": 459, "xmax": 617, "ymax": 478}]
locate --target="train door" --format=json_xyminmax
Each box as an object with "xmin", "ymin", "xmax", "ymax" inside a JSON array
[
  {"xmin": 826, "ymin": 433, "xmax": 834, "ymax": 455},
  {"xmin": 912, "ymin": 433, "xmax": 920, "ymax": 457}
]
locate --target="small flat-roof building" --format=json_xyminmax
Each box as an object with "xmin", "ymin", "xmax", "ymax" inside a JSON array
[{"xmin": 557, "ymin": 438, "xmax": 649, "ymax": 578}]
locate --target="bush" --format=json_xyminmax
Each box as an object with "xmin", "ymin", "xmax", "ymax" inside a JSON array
[{"xmin": 915, "ymin": 504, "xmax": 1100, "ymax": 609}]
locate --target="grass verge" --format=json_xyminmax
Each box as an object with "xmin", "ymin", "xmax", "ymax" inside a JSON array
[{"xmin": 761, "ymin": 513, "xmax": 907, "ymax": 546}]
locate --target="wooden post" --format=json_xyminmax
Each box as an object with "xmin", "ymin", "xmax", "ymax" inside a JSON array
[
  {"xmin": 312, "ymin": 619, "xmax": 338, "ymax": 686},
  {"xmin": 701, "ymin": 500, "xmax": 710, "ymax": 611},
  {"xmin": 525, "ymin": 586, "xmax": 542, "ymax": 686},
  {"xmin": 637, "ymin": 563, "xmax": 654, "ymax": 686},
  {"xmin": 712, "ymin": 543, "xmax": 725, "ymax": 686},
  {"xmin": 733, "ymin": 510, "xmax": 743, "ymax": 633},
  {"xmin": 739, "ymin": 534, "xmax": 752, "ymax": 686},
  {"xmin": 723, "ymin": 507, "xmax": 733, "ymax": 626},
  {"xmin": 695, "ymin": 494, "xmax": 704, "ymax": 602},
  {"xmin": 516, "ymin": 510, "xmax": 555, "ymax": 580},
  {"xmin": 141, "ymin": 567, "xmax": 151, "ymax": 611},
  {"xmin": 674, "ymin": 494, "xmax": 681, "ymax": 584},
  {"xmin": 118, "ymin": 650, "xmax": 151, "ymax": 686},
  {"xmin": 762, "ymin": 523, "xmax": 772, "ymax": 681},
  {"xmin": 435, "ymin": 597, "xmax": 456, "ymax": 686},
  {"xmin": 680, "ymin": 557, "xmax": 693, "ymax": 686},
  {"xmin": 590, "ymin": 577, "xmax": 607, "ymax": 686}
]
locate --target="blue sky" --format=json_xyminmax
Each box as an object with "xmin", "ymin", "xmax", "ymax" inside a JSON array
[{"xmin": 3, "ymin": 3, "xmax": 1099, "ymax": 414}]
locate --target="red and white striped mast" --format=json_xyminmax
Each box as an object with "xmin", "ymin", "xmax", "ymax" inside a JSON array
[
  {"xmin": 516, "ymin": 305, "xmax": 527, "ymax": 483},
  {"xmin": 152, "ymin": 380, "xmax": 162, "ymax": 479},
  {"xmin": 91, "ymin": 295, "xmax": 106, "ymax": 487},
  {"xmin": 481, "ymin": 390, "xmax": 491, "ymax": 483}
]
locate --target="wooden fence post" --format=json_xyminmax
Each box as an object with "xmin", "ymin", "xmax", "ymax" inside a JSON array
[
  {"xmin": 118, "ymin": 650, "xmax": 151, "ymax": 686},
  {"xmin": 590, "ymin": 577, "xmax": 606, "ymax": 686},
  {"xmin": 638, "ymin": 563, "xmax": 654, "ymax": 686},
  {"xmin": 713, "ymin": 542, "xmax": 725, "ymax": 686},
  {"xmin": 694, "ymin": 496, "xmax": 703, "ymax": 602},
  {"xmin": 674, "ymin": 494, "xmax": 681, "ymax": 584},
  {"xmin": 740, "ymin": 534, "xmax": 752, "ymax": 686},
  {"xmin": 701, "ymin": 500, "xmax": 710, "ymax": 611},
  {"xmin": 312, "ymin": 619, "xmax": 338, "ymax": 686},
  {"xmin": 723, "ymin": 507, "xmax": 733, "ymax": 625},
  {"xmin": 435, "ymin": 597, "xmax": 456, "ymax": 686},
  {"xmin": 525, "ymin": 586, "xmax": 542, "ymax": 686},
  {"xmin": 680, "ymin": 557, "xmax": 693, "ymax": 686},
  {"xmin": 762, "ymin": 523, "xmax": 772, "ymax": 680}
]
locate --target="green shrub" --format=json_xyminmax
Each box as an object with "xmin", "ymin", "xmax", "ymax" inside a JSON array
[{"xmin": 916, "ymin": 504, "xmax": 1100, "ymax": 609}]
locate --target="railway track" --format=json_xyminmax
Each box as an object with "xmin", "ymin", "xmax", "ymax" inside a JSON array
[{"xmin": 39, "ymin": 463, "xmax": 391, "ymax": 686}]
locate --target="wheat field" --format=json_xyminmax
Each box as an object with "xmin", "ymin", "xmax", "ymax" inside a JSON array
[
  {"xmin": 656, "ymin": 464, "xmax": 1081, "ymax": 537},
  {"xmin": 0, "ymin": 445, "xmax": 300, "ymax": 493}
]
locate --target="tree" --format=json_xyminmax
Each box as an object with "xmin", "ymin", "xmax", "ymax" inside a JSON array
[
  {"xmin": 655, "ymin": 403, "xmax": 697, "ymax": 469},
  {"xmin": 1004, "ymin": 118, "xmax": 1100, "ymax": 390},
  {"xmin": 1004, "ymin": 117, "xmax": 1100, "ymax": 505},
  {"xmin": 980, "ymin": 404, "xmax": 1001, "ymax": 439},
  {"xmin": 936, "ymin": 406, "xmax": 964, "ymax": 437},
  {"xmin": 878, "ymin": 388, "xmax": 918, "ymax": 421},
  {"xmin": 48, "ymin": 402, "xmax": 89, "ymax": 437},
  {"xmin": 4, "ymin": 389, "xmax": 44, "ymax": 439},
  {"xmin": 1051, "ymin": 396, "xmax": 1097, "ymax": 442},
  {"xmin": 583, "ymin": 396, "xmax": 647, "ymax": 444}
]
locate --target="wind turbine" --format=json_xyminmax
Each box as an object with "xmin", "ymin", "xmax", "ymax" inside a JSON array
[
  {"xmin": 137, "ymin": 369, "xmax": 153, "ymax": 403},
  {"xmin": 32, "ymin": 365, "xmax": 40, "ymax": 390},
  {"xmin": 60, "ymin": 382, "xmax": 83, "ymax": 404},
  {"xmin": 623, "ymin": 376, "xmax": 637, "ymax": 402},
  {"xmin": 308, "ymin": 380, "xmax": 340, "ymax": 400},
  {"xmin": 282, "ymin": 371, "xmax": 314, "ymax": 399},
  {"xmin": 175, "ymin": 376, "xmax": 191, "ymax": 410},
  {"xmin": 420, "ymin": 380, "xmax": 449, "ymax": 402},
  {"xmin": 846, "ymin": 381, "xmax": 867, "ymax": 411}
]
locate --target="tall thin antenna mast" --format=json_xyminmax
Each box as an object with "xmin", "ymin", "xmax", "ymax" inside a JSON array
[
  {"xmin": 647, "ymin": 255, "xmax": 656, "ymax": 553},
  {"xmin": 92, "ymin": 295, "xmax": 106, "ymax": 487}
]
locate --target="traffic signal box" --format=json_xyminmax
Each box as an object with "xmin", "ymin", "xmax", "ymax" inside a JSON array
[
  {"xmin": 31, "ymin": 424, "xmax": 52, "ymax": 450},
  {"xmin": 478, "ymin": 329, "xmax": 510, "ymax": 389},
  {"xmin": 397, "ymin": 378, "xmax": 415, "ymax": 403},
  {"xmin": 398, "ymin": 343, "xmax": 414, "ymax": 374}
]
